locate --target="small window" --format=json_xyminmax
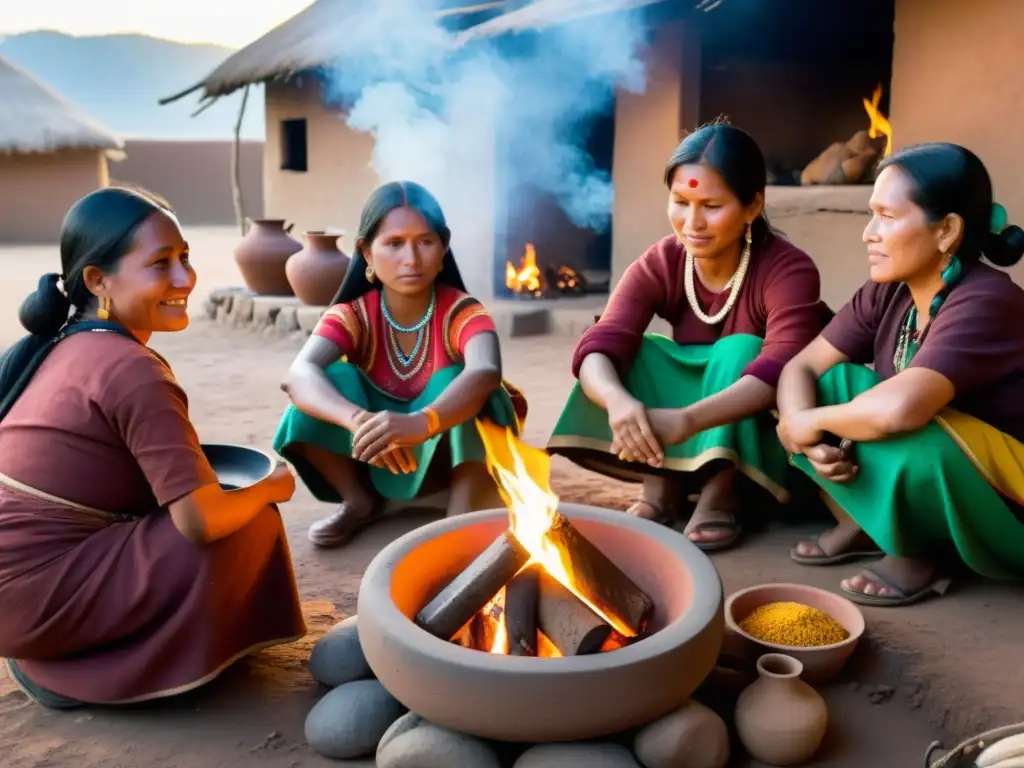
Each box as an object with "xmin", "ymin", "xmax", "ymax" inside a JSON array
[{"xmin": 280, "ymin": 118, "xmax": 308, "ymax": 172}]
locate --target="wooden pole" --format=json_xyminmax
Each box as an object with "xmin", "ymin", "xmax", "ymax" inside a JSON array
[{"xmin": 231, "ymin": 85, "xmax": 251, "ymax": 236}]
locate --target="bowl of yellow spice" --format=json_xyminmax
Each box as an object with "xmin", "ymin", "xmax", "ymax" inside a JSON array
[{"xmin": 724, "ymin": 583, "xmax": 865, "ymax": 684}]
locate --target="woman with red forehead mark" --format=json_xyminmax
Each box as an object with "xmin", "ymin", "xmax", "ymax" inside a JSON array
[{"xmin": 548, "ymin": 122, "xmax": 830, "ymax": 552}]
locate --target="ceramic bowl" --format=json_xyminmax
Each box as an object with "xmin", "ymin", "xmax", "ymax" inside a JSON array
[
  {"xmin": 201, "ymin": 443, "xmax": 275, "ymax": 490},
  {"xmin": 723, "ymin": 582, "xmax": 865, "ymax": 684}
]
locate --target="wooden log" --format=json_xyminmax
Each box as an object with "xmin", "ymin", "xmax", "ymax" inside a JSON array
[
  {"xmin": 537, "ymin": 569, "xmax": 611, "ymax": 656},
  {"xmin": 505, "ymin": 565, "xmax": 540, "ymax": 657},
  {"xmin": 542, "ymin": 512, "xmax": 654, "ymax": 637},
  {"xmin": 415, "ymin": 531, "xmax": 530, "ymax": 641}
]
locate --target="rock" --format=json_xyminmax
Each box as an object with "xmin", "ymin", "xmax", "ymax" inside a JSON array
[
  {"xmin": 377, "ymin": 712, "xmax": 426, "ymax": 756},
  {"xmin": 308, "ymin": 615, "xmax": 374, "ymax": 688},
  {"xmin": 304, "ymin": 679, "xmax": 406, "ymax": 759},
  {"xmin": 633, "ymin": 700, "xmax": 729, "ymax": 768},
  {"xmin": 377, "ymin": 719, "xmax": 501, "ymax": 768},
  {"xmin": 514, "ymin": 743, "xmax": 640, "ymax": 767}
]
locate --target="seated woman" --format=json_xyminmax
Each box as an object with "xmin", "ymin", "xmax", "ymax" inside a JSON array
[
  {"xmin": 548, "ymin": 122, "xmax": 829, "ymax": 552},
  {"xmin": 777, "ymin": 142, "xmax": 1024, "ymax": 607},
  {"xmin": 275, "ymin": 181, "xmax": 526, "ymax": 547},
  {"xmin": 0, "ymin": 188, "xmax": 305, "ymax": 709}
]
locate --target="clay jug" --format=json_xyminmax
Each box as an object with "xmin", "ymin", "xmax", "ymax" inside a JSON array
[
  {"xmin": 735, "ymin": 654, "xmax": 827, "ymax": 766},
  {"xmin": 234, "ymin": 218, "xmax": 301, "ymax": 296},
  {"xmin": 286, "ymin": 231, "xmax": 351, "ymax": 306}
]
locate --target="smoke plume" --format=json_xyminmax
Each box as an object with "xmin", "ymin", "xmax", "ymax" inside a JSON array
[{"xmin": 322, "ymin": 0, "xmax": 648, "ymax": 231}]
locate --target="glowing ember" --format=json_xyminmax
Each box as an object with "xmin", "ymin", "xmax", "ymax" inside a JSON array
[
  {"xmin": 506, "ymin": 243, "xmax": 544, "ymax": 296},
  {"xmin": 553, "ymin": 265, "xmax": 582, "ymax": 293},
  {"xmin": 475, "ymin": 420, "xmax": 637, "ymax": 638},
  {"xmin": 862, "ymin": 84, "xmax": 893, "ymax": 157}
]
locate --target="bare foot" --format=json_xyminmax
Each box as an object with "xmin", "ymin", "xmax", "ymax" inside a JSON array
[{"xmin": 841, "ymin": 556, "xmax": 937, "ymax": 599}]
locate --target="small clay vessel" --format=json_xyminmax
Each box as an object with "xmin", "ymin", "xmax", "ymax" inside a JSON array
[
  {"xmin": 234, "ymin": 218, "xmax": 301, "ymax": 296},
  {"xmin": 735, "ymin": 653, "xmax": 827, "ymax": 766},
  {"xmin": 286, "ymin": 231, "xmax": 350, "ymax": 306}
]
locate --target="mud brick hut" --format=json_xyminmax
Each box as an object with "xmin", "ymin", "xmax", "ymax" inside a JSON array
[
  {"xmin": 0, "ymin": 54, "xmax": 124, "ymax": 244},
  {"xmin": 162, "ymin": 0, "xmax": 1024, "ymax": 308}
]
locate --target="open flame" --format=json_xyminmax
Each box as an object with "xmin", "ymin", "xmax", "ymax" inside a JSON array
[
  {"xmin": 475, "ymin": 419, "xmax": 634, "ymax": 638},
  {"xmin": 863, "ymin": 84, "xmax": 893, "ymax": 157},
  {"xmin": 506, "ymin": 243, "xmax": 544, "ymax": 296}
]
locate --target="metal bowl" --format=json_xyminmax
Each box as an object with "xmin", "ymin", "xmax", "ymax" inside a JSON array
[{"xmin": 201, "ymin": 443, "xmax": 275, "ymax": 491}]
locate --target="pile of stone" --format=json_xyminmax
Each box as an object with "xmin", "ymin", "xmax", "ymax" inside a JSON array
[
  {"xmin": 800, "ymin": 129, "xmax": 886, "ymax": 186},
  {"xmin": 305, "ymin": 615, "xmax": 731, "ymax": 767}
]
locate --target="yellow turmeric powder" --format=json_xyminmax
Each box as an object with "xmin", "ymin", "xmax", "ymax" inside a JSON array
[{"xmin": 739, "ymin": 601, "xmax": 849, "ymax": 647}]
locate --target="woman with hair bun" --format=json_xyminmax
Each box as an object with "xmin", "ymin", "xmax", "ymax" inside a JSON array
[
  {"xmin": 548, "ymin": 122, "xmax": 830, "ymax": 552},
  {"xmin": 0, "ymin": 188, "xmax": 305, "ymax": 707},
  {"xmin": 778, "ymin": 142, "xmax": 1024, "ymax": 606}
]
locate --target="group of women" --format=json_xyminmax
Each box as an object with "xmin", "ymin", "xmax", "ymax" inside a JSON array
[{"xmin": 1, "ymin": 121, "xmax": 1022, "ymax": 710}]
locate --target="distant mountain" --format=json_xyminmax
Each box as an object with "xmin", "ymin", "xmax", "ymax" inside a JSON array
[{"xmin": 0, "ymin": 30, "xmax": 265, "ymax": 140}]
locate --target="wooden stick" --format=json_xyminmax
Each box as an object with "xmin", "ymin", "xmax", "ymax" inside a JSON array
[
  {"xmin": 415, "ymin": 531, "xmax": 530, "ymax": 641},
  {"xmin": 541, "ymin": 512, "xmax": 653, "ymax": 637},
  {"xmin": 231, "ymin": 84, "xmax": 250, "ymax": 237},
  {"xmin": 537, "ymin": 569, "xmax": 611, "ymax": 656},
  {"xmin": 504, "ymin": 565, "xmax": 540, "ymax": 657}
]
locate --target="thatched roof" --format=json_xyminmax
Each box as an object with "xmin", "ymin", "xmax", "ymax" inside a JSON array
[
  {"xmin": 0, "ymin": 54, "xmax": 123, "ymax": 155},
  {"xmin": 160, "ymin": 0, "xmax": 725, "ymax": 107},
  {"xmin": 455, "ymin": 0, "xmax": 667, "ymax": 43},
  {"xmin": 160, "ymin": 0, "xmax": 511, "ymax": 106}
]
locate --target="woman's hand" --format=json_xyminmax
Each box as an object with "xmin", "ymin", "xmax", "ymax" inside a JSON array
[
  {"xmin": 647, "ymin": 408, "xmax": 695, "ymax": 449},
  {"xmin": 607, "ymin": 392, "xmax": 663, "ymax": 466},
  {"xmin": 776, "ymin": 409, "xmax": 825, "ymax": 455},
  {"xmin": 264, "ymin": 462, "xmax": 297, "ymax": 504},
  {"xmin": 352, "ymin": 411, "xmax": 431, "ymax": 472},
  {"xmin": 804, "ymin": 442, "xmax": 859, "ymax": 483}
]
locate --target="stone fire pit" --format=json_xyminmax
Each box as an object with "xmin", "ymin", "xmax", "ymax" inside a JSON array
[{"xmin": 356, "ymin": 503, "xmax": 724, "ymax": 744}]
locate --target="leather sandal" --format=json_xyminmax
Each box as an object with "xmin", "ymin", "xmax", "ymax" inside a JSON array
[
  {"xmin": 790, "ymin": 530, "xmax": 883, "ymax": 566},
  {"xmin": 840, "ymin": 567, "xmax": 952, "ymax": 607},
  {"xmin": 625, "ymin": 499, "xmax": 677, "ymax": 526},
  {"xmin": 684, "ymin": 514, "xmax": 743, "ymax": 552},
  {"xmin": 308, "ymin": 501, "xmax": 381, "ymax": 548}
]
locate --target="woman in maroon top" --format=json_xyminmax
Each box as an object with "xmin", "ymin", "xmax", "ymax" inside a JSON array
[
  {"xmin": 548, "ymin": 123, "xmax": 830, "ymax": 551},
  {"xmin": 778, "ymin": 142, "xmax": 1024, "ymax": 606},
  {"xmin": 0, "ymin": 188, "xmax": 305, "ymax": 707}
]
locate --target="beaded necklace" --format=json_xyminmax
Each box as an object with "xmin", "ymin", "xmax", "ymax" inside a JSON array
[
  {"xmin": 892, "ymin": 307, "xmax": 922, "ymax": 373},
  {"xmin": 381, "ymin": 287, "xmax": 435, "ymax": 381},
  {"xmin": 684, "ymin": 227, "xmax": 752, "ymax": 325}
]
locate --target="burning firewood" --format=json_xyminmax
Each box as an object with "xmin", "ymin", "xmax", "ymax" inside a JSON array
[
  {"xmin": 415, "ymin": 531, "xmax": 530, "ymax": 642},
  {"xmin": 537, "ymin": 569, "xmax": 611, "ymax": 656},
  {"xmin": 505, "ymin": 565, "xmax": 540, "ymax": 657}
]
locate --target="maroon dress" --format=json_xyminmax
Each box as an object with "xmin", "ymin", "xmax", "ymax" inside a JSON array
[{"xmin": 0, "ymin": 332, "xmax": 305, "ymax": 704}]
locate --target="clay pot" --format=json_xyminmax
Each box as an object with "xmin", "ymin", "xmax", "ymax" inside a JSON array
[
  {"xmin": 234, "ymin": 218, "xmax": 301, "ymax": 296},
  {"xmin": 286, "ymin": 231, "xmax": 351, "ymax": 306},
  {"xmin": 735, "ymin": 654, "xmax": 827, "ymax": 766}
]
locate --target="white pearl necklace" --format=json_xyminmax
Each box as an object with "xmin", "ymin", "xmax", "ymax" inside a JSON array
[{"xmin": 683, "ymin": 228, "xmax": 752, "ymax": 325}]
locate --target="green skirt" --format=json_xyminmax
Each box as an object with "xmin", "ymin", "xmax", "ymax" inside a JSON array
[
  {"xmin": 273, "ymin": 362, "xmax": 520, "ymax": 503},
  {"xmin": 547, "ymin": 333, "xmax": 790, "ymax": 502},
  {"xmin": 791, "ymin": 363, "xmax": 1024, "ymax": 579}
]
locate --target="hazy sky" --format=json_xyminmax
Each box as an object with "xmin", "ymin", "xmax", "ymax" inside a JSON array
[{"xmin": 1, "ymin": 0, "xmax": 319, "ymax": 48}]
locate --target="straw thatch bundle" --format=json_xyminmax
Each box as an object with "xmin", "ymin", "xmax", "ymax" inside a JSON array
[{"xmin": 0, "ymin": 54, "xmax": 123, "ymax": 155}]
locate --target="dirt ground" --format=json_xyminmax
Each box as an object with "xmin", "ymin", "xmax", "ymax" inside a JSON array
[{"xmin": 0, "ymin": 227, "xmax": 1020, "ymax": 767}]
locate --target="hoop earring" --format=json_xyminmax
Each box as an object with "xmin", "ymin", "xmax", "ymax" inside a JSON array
[
  {"xmin": 97, "ymin": 296, "xmax": 111, "ymax": 321},
  {"xmin": 365, "ymin": 266, "xmax": 376, "ymax": 284}
]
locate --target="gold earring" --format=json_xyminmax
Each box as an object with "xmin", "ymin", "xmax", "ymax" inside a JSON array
[
  {"xmin": 745, "ymin": 223, "xmax": 753, "ymax": 247},
  {"xmin": 365, "ymin": 265, "xmax": 375, "ymax": 284},
  {"xmin": 97, "ymin": 296, "xmax": 111, "ymax": 321}
]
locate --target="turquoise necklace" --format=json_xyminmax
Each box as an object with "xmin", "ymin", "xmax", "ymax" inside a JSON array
[{"xmin": 381, "ymin": 287, "xmax": 435, "ymax": 369}]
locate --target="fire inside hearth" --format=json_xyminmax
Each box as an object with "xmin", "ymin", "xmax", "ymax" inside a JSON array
[
  {"xmin": 506, "ymin": 243, "xmax": 586, "ymax": 298},
  {"xmin": 801, "ymin": 82, "xmax": 895, "ymax": 185},
  {"xmin": 417, "ymin": 421, "xmax": 652, "ymax": 658}
]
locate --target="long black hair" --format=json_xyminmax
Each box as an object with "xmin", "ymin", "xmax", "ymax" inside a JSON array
[
  {"xmin": 664, "ymin": 121, "xmax": 775, "ymax": 246},
  {"xmin": 330, "ymin": 181, "xmax": 467, "ymax": 305},
  {"xmin": 877, "ymin": 142, "xmax": 1024, "ymax": 268},
  {"xmin": 0, "ymin": 187, "xmax": 168, "ymax": 420}
]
